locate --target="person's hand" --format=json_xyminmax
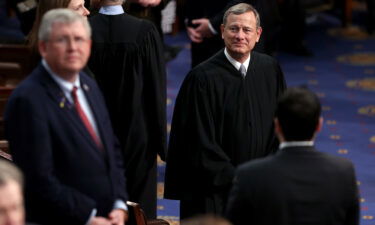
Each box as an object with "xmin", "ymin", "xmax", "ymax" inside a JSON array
[
  {"xmin": 192, "ymin": 18, "xmax": 214, "ymax": 38},
  {"xmin": 108, "ymin": 209, "xmax": 128, "ymax": 225},
  {"xmin": 88, "ymin": 217, "xmax": 112, "ymax": 225},
  {"xmin": 187, "ymin": 26, "xmax": 203, "ymax": 43},
  {"xmin": 131, "ymin": 0, "xmax": 162, "ymax": 7}
]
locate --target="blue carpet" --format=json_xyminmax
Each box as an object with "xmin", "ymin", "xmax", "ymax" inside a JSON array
[{"xmin": 158, "ymin": 15, "xmax": 375, "ymax": 225}]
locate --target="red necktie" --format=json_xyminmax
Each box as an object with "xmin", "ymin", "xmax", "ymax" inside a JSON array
[{"xmin": 71, "ymin": 86, "xmax": 102, "ymax": 149}]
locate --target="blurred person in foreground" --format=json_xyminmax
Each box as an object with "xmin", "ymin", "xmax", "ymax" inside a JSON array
[
  {"xmin": 181, "ymin": 215, "xmax": 232, "ymax": 225},
  {"xmin": 0, "ymin": 160, "xmax": 25, "ymax": 225},
  {"xmin": 5, "ymin": 9, "xmax": 128, "ymax": 225}
]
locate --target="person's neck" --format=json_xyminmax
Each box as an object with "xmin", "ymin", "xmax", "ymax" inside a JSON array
[
  {"xmin": 42, "ymin": 60, "xmax": 78, "ymax": 83},
  {"xmin": 228, "ymin": 51, "xmax": 250, "ymax": 64},
  {"xmin": 102, "ymin": 1, "xmax": 122, "ymax": 6},
  {"xmin": 56, "ymin": 73, "xmax": 78, "ymax": 83}
]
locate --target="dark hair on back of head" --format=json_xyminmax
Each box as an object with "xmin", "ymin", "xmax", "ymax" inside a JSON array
[{"xmin": 276, "ymin": 87, "xmax": 321, "ymax": 141}]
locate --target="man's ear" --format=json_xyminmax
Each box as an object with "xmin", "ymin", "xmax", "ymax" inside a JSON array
[
  {"xmin": 220, "ymin": 24, "xmax": 225, "ymax": 39},
  {"xmin": 274, "ymin": 118, "xmax": 281, "ymax": 135},
  {"xmin": 316, "ymin": 117, "xmax": 323, "ymax": 133},
  {"xmin": 256, "ymin": 26, "xmax": 262, "ymax": 43},
  {"xmin": 38, "ymin": 41, "xmax": 47, "ymax": 59}
]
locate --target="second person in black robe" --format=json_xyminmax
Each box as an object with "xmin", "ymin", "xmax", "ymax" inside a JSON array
[{"xmin": 88, "ymin": 1, "xmax": 167, "ymax": 219}]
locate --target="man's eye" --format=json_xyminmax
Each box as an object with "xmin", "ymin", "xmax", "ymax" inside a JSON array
[{"xmin": 56, "ymin": 38, "xmax": 67, "ymax": 44}]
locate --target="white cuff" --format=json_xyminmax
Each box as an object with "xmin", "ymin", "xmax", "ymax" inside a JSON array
[{"xmin": 208, "ymin": 21, "xmax": 218, "ymax": 35}]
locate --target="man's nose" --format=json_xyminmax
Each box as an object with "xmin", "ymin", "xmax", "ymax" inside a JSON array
[
  {"xmin": 235, "ymin": 29, "xmax": 245, "ymax": 39},
  {"xmin": 67, "ymin": 39, "xmax": 78, "ymax": 50},
  {"xmin": 83, "ymin": 6, "xmax": 90, "ymax": 16}
]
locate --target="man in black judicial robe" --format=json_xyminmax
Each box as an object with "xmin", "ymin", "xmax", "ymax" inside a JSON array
[
  {"xmin": 87, "ymin": 0, "xmax": 167, "ymax": 219},
  {"xmin": 164, "ymin": 3, "xmax": 286, "ymax": 219}
]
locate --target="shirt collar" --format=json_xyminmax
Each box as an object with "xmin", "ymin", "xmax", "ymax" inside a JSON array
[
  {"xmin": 42, "ymin": 59, "xmax": 81, "ymax": 95},
  {"xmin": 279, "ymin": 141, "xmax": 314, "ymax": 150},
  {"xmin": 99, "ymin": 5, "xmax": 124, "ymax": 15},
  {"xmin": 224, "ymin": 48, "xmax": 250, "ymax": 71}
]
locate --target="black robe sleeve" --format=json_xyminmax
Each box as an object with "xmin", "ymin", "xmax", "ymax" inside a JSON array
[
  {"xmin": 165, "ymin": 67, "xmax": 235, "ymax": 199},
  {"xmin": 138, "ymin": 22, "xmax": 167, "ymax": 160}
]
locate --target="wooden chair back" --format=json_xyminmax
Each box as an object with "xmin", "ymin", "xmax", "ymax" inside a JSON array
[
  {"xmin": 0, "ymin": 44, "xmax": 33, "ymax": 77},
  {"xmin": 126, "ymin": 201, "xmax": 170, "ymax": 225}
]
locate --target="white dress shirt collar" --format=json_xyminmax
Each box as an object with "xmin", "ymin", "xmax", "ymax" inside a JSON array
[
  {"xmin": 42, "ymin": 59, "xmax": 79, "ymax": 103},
  {"xmin": 279, "ymin": 141, "xmax": 314, "ymax": 150},
  {"xmin": 224, "ymin": 48, "xmax": 250, "ymax": 72},
  {"xmin": 99, "ymin": 5, "xmax": 124, "ymax": 15}
]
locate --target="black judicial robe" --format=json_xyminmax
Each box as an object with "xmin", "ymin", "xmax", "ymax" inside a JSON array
[
  {"xmin": 164, "ymin": 50, "xmax": 286, "ymax": 215},
  {"xmin": 88, "ymin": 13, "xmax": 167, "ymax": 218}
]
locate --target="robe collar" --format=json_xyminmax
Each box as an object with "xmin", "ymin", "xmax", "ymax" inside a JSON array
[{"xmin": 99, "ymin": 5, "xmax": 124, "ymax": 15}]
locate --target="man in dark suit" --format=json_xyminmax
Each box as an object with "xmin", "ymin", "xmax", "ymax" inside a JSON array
[
  {"xmin": 225, "ymin": 87, "xmax": 359, "ymax": 225},
  {"xmin": 5, "ymin": 9, "xmax": 128, "ymax": 225}
]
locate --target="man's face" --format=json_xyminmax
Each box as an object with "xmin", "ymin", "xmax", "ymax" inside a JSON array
[
  {"xmin": 221, "ymin": 11, "xmax": 262, "ymax": 62},
  {"xmin": 39, "ymin": 21, "xmax": 91, "ymax": 81},
  {"xmin": 0, "ymin": 181, "xmax": 25, "ymax": 225}
]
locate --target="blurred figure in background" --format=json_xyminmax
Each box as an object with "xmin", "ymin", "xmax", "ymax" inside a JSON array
[{"xmin": 184, "ymin": 0, "xmax": 228, "ymax": 67}]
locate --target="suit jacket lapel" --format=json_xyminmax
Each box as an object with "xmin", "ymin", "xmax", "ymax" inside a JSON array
[
  {"xmin": 39, "ymin": 65, "xmax": 103, "ymax": 153},
  {"xmin": 80, "ymin": 74, "xmax": 109, "ymax": 153}
]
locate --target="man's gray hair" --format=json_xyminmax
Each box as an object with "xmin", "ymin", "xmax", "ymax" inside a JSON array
[
  {"xmin": 38, "ymin": 8, "xmax": 92, "ymax": 41},
  {"xmin": 223, "ymin": 3, "xmax": 261, "ymax": 28},
  {"xmin": 0, "ymin": 160, "xmax": 23, "ymax": 188}
]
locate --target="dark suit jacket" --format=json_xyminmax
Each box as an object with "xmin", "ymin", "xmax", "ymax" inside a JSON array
[
  {"xmin": 5, "ymin": 64, "xmax": 128, "ymax": 225},
  {"xmin": 226, "ymin": 146, "xmax": 359, "ymax": 225}
]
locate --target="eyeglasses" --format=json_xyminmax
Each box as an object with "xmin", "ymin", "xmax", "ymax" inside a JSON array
[{"xmin": 48, "ymin": 36, "xmax": 89, "ymax": 47}]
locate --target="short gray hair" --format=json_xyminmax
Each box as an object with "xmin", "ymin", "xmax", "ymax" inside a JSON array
[
  {"xmin": 223, "ymin": 3, "xmax": 261, "ymax": 28},
  {"xmin": 38, "ymin": 8, "xmax": 91, "ymax": 41},
  {"xmin": 0, "ymin": 160, "xmax": 23, "ymax": 188}
]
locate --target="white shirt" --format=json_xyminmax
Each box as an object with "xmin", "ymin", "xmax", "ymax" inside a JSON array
[
  {"xmin": 99, "ymin": 4, "xmax": 124, "ymax": 15},
  {"xmin": 279, "ymin": 141, "xmax": 314, "ymax": 150},
  {"xmin": 224, "ymin": 48, "xmax": 251, "ymax": 76}
]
